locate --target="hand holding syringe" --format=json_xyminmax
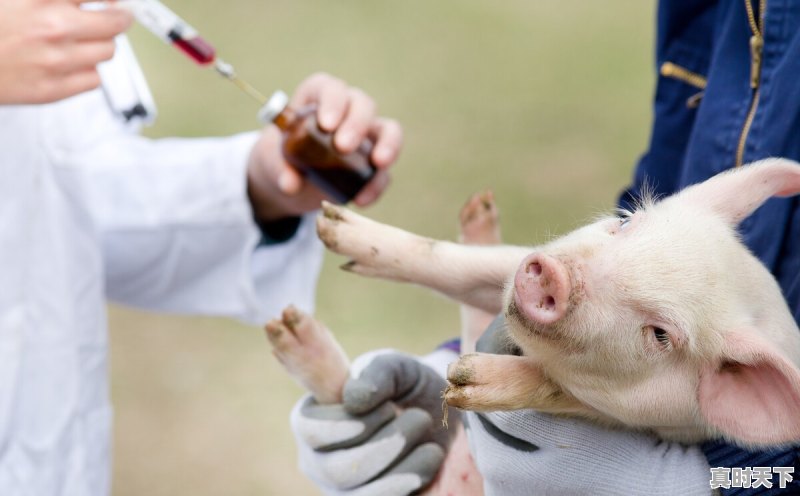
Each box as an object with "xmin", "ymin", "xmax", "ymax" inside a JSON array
[
  {"xmin": 121, "ymin": 0, "xmax": 391, "ymax": 203},
  {"xmin": 119, "ymin": 0, "xmax": 268, "ymax": 105}
]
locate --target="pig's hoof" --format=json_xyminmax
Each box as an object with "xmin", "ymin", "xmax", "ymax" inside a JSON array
[
  {"xmin": 444, "ymin": 354, "xmax": 504, "ymax": 411},
  {"xmin": 447, "ymin": 355, "xmax": 479, "ymax": 386},
  {"xmin": 316, "ymin": 201, "xmax": 347, "ymax": 251},
  {"xmin": 321, "ymin": 201, "xmax": 345, "ymax": 221},
  {"xmin": 459, "ymin": 190, "xmax": 501, "ymax": 245},
  {"xmin": 315, "ymin": 201, "xmax": 415, "ymax": 280},
  {"xmin": 443, "ymin": 384, "xmax": 469, "ymax": 409},
  {"xmin": 445, "ymin": 356, "xmax": 482, "ymax": 410},
  {"xmin": 316, "ymin": 201, "xmax": 375, "ymax": 257},
  {"xmin": 265, "ymin": 305, "xmax": 350, "ymax": 404}
]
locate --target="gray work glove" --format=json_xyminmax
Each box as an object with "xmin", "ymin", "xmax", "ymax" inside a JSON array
[
  {"xmin": 466, "ymin": 316, "xmax": 712, "ymax": 496},
  {"xmin": 291, "ymin": 349, "xmax": 460, "ymax": 495}
]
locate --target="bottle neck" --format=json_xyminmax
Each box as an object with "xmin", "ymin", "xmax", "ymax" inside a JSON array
[{"xmin": 272, "ymin": 105, "xmax": 296, "ymax": 131}]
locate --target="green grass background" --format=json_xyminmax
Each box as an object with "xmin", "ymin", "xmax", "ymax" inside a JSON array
[{"xmin": 109, "ymin": 1, "xmax": 655, "ymax": 494}]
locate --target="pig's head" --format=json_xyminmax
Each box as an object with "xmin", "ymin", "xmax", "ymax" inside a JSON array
[{"xmin": 504, "ymin": 158, "xmax": 800, "ymax": 446}]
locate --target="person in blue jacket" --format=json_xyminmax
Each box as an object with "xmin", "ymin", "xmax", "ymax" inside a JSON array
[
  {"xmin": 619, "ymin": 0, "xmax": 800, "ymax": 492},
  {"xmin": 291, "ymin": 0, "xmax": 800, "ymax": 494}
]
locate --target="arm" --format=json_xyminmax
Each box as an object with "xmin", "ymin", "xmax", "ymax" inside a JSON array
[
  {"xmin": 467, "ymin": 409, "xmax": 712, "ymax": 496},
  {"xmin": 61, "ymin": 124, "xmax": 323, "ymax": 322},
  {"xmin": 49, "ymin": 69, "xmax": 400, "ymax": 322}
]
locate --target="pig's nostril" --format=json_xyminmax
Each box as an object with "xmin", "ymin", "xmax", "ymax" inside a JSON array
[
  {"xmin": 515, "ymin": 253, "xmax": 571, "ymax": 325},
  {"xmin": 527, "ymin": 262, "xmax": 542, "ymax": 276}
]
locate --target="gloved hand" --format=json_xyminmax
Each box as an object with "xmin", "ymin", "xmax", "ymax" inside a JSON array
[
  {"xmin": 465, "ymin": 316, "xmax": 712, "ymax": 496},
  {"xmin": 291, "ymin": 349, "xmax": 460, "ymax": 495}
]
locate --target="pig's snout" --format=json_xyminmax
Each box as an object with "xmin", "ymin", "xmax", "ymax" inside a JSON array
[{"xmin": 513, "ymin": 253, "xmax": 571, "ymax": 326}]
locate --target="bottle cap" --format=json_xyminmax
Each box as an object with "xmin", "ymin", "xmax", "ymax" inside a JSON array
[{"xmin": 257, "ymin": 90, "xmax": 290, "ymax": 125}]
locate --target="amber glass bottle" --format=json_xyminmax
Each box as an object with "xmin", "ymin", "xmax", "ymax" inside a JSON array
[{"xmin": 258, "ymin": 91, "xmax": 376, "ymax": 204}]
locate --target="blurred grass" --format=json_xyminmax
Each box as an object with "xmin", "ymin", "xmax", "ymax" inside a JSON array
[{"xmin": 109, "ymin": 1, "xmax": 655, "ymax": 494}]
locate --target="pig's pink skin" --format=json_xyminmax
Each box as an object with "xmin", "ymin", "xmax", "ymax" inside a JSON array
[
  {"xmin": 420, "ymin": 426, "xmax": 483, "ymax": 496},
  {"xmin": 318, "ymin": 158, "xmax": 800, "ymax": 447},
  {"xmin": 513, "ymin": 253, "xmax": 571, "ymax": 326},
  {"xmin": 503, "ymin": 158, "xmax": 800, "ymax": 446},
  {"xmin": 697, "ymin": 332, "xmax": 800, "ymax": 445}
]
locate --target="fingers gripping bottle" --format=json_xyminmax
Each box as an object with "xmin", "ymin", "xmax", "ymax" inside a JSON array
[{"xmin": 258, "ymin": 91, "xmax": 376, "ymax": 204}]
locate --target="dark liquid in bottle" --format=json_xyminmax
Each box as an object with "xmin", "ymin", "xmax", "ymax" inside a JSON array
[{"xmin": 282, "ymin": 110, "xmax": 376, "ymax": 203}]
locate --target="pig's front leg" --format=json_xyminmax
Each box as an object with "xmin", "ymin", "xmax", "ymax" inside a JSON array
[
  {"xmin": 266, "ymin": 307, "xmax": 483, "ymax": 496},
  {"xmin": 317, "ymin": 201, "xmax": 531, "ymax": 314},
  {"xmin": 445, "ymin": 353, "xmax": 591, "ymax": 416}
]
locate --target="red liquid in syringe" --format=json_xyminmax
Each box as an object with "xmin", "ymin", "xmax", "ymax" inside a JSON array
[{"xmin": 168, "ymin": 31, "xmax": 216, "ymax": 65}]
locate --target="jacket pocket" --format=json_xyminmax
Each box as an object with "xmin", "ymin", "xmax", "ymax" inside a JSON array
[
  {"xmin": 660, "ymin": 61, "xmax": 707, "ymax": 89},
  {"xmin": 659, "ymin": 61, "xmax": 707, "ymax": 108}
]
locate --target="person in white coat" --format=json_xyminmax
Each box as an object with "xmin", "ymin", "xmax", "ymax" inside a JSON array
[{"xmin": 0, "ymin": 7, "xmax": 403, "ymax": 495}]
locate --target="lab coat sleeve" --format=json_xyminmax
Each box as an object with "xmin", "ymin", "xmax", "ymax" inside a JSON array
[{"xmin": 56, "ymin": 121, "xmax": 323, "ymax": 325}]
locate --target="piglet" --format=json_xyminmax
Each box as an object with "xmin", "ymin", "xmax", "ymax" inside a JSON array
[{"xmin": 316, "ymin": 158, "xmax": 800, "ymax": 447}]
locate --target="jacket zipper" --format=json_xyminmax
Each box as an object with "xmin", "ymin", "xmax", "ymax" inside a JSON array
[{"xmin": 735, "ymin": 0, "xmax": 766, "ymax": 168}]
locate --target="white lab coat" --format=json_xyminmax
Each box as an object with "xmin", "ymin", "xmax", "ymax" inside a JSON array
[{"xmin": 0, "ymin": 40, "xmax": 323, "ymax": 495}]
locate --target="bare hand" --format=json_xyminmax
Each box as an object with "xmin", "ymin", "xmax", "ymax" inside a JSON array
[
  {"xmin": 247, "ymin": 72, "xmax": 403, "ymax": 222},
  {"xmin": 0, "ymin": 0, "xmax": 132, "ymax": 104}
]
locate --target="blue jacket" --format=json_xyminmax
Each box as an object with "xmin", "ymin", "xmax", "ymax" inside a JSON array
[{"xmin": 618, "ymin": 1, "xmax": 800, "ymax": 493}]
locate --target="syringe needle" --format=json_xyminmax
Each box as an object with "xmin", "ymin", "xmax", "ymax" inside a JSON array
[
  {"xmin": 214, "ymin": 60, "xmax": 268, "ymax": 106},
  {"xmin": 122, "ymin": 1, "xmax": 270, "ymax": 110}
]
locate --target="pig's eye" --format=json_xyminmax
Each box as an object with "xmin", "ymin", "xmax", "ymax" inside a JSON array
[
  {"xmin": 619, "ymin": 217, "xmax": 632, "ymax": 230},
  {"xmin": 651, "ymin": 326, "xmax": 670, "ymax": 347},
  {"xmin": 642, "ymin": 324, "xmax": 683, "ymax": 356}
]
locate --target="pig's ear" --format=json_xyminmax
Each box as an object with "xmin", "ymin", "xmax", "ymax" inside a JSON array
[
  {"xmin": 698, "ymin": 331, "xmax": 800, "ymax": 446},
  {"xmin": 681, "ymin": 158, "xmax": 800, "ymax": 225}
]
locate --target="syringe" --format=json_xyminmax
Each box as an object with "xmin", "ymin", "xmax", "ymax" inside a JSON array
[{"xmin": 119, "ymin": 0, "xmax": 268, "ymax": 105}]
